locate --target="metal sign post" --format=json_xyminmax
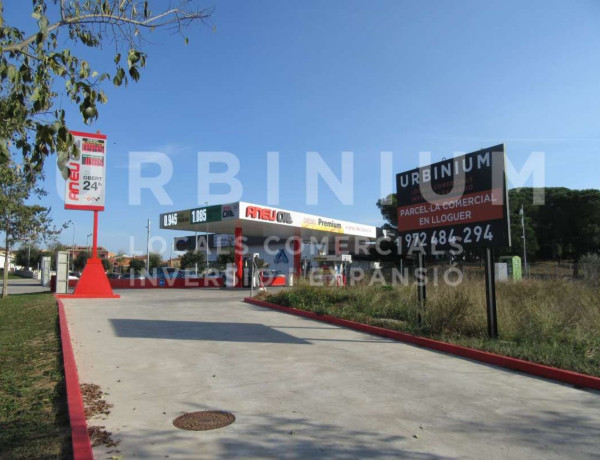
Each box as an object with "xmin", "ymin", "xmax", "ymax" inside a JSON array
[
  {"xmin": 93, "ymin": 210, "xmax": 99, "ymax": 259},
  {"xmin": 417, "ymin": 251, "xmax": 426, "ymax": 324},
  {"xmin": 484, "ymin": 247, "xmax": 498, "ymax": 339},
  {"xmin": 520, "ymin": 205, "xmax": 528, "ymax": 277}
]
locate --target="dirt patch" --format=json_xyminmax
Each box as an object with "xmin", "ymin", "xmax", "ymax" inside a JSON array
[
  {"xmin": 81, "ymin": 383, "xmax": 113, "ymax": 418},
  {"xmin": 81, "ymin": 383, "xmax": 120, "ymax": 449},
  {"xmin": 87, "ymin": 425, "xmax": 120, "ymax": 448}
]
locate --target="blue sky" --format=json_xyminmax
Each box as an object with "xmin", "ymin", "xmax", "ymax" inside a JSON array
[{"xmin": 8, "ymin": 0, "xmax": 600, "ymax": 254}]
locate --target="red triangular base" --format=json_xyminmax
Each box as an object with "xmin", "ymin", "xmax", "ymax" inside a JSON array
[{"xmin": 71, "ymin": 258, "xmax": 120, "ymax": 298}]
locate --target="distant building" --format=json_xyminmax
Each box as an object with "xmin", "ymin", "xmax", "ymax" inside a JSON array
[
  {"xmin": 110, "ymin": 255, "xmax": 145, "ymax": 273},
  {"xmin": 0, "ymin": 250, "xmax": 15, "ymax": 272},
  {"xmin": 67, "ymin": 245, "xmax": 111, "ymax": 260},
  {"xmin": 108, "ymin": 254, "xmax": 181, "ymax": 272},
  {"xmin": 168, "ymin": 256, "xmax": 182, "ymax": 269}
]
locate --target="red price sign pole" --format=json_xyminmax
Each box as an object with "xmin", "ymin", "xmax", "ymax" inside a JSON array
[
  {"xmin": 92, "ymin": 210, "xmax": 99, "ymax": 259},
  {"xmin": 65, "ymin": 131, "xmax": 119, "ymax": 298}
]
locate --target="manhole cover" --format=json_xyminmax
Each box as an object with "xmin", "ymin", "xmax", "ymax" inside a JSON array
[{"xmin": 173, "ymin": 411, "xmax": 235, "ymax": 431}]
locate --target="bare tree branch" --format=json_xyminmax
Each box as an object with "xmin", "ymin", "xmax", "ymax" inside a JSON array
[{"xmin": 1, "ymin": 7, "xmax": 212, "ymax": 54}]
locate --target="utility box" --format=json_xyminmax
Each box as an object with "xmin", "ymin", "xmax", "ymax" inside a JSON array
[
  {"xmin": 224, "ymin": 263, "xmax": 236, "ymax": 288},
  {"xmin": 41, "ymin": 256, "xmax": 51, "ymax": 287},
  {"xmin": 55, "ymin": 251, "xmax": 69, "ymax": 294},
  {"xmin": 495, "ymin": 263, "xmax": 508, "ymax": 282},
  {"xmin": 498, "ymin": 256, "xmax": 522, "ymax": 281}
]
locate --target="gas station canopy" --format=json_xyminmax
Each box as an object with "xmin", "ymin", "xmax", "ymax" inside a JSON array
[
  {"xmin": 159, "ymin": 201, "xmax": 386, "ymax": 287},
  {"xmin": 159, "ymin": 201, "xmax": 379, "ymax": 241}
]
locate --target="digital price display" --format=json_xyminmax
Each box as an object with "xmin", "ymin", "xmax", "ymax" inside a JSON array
[{"xmin": 190, "ymin": 205, "xmax": 222, "ymax": 224}]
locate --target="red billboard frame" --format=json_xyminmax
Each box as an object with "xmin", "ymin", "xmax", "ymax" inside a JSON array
[{"xmin": 64, "ymin": 131, "xmax": 107, "ymax": 211}]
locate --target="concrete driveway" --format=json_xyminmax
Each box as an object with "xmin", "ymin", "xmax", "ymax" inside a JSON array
[
  {"xmin": 62, "ymin": 289, "xmax": 600, "ymax": 459},
  {"xmin": 1, "ymin": 277, "xmax": 49, "ymax": 295}
]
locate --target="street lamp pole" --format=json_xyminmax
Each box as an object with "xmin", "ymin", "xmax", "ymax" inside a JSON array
[
  {"xmin": 146, "ymin": 219, "xmax": 151, "ymax": 274},
  {"xmin": 71, "ymin": 223, "xmax": 76, "ymax": 271},
  {"xmin": 205, "ymin": 201, "xmax": 209, "ymax": 270},
  {"xmin": 194, "ymin": 230, "xmax": 198, "ymax": 275}
]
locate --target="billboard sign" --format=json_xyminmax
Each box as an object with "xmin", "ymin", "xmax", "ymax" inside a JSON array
[
  {"xmin": 396, "ymin": 145, "xmax": 510, "ymax": 252},
  {"xmin": 239, "ymin": 202, "xmax": 377, "ymax": 238},
  {"xmin": 64, "ymin": 131, "xmax": 107, "ymax": 211}
]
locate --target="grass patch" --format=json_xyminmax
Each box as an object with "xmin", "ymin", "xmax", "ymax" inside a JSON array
[
  {"xmin": 262, "ymin": 278, "xmax": 600, "ymax": 377},
  {"xmin": 0, "ymin": 293, "xmax": 71, "ymax": 460}
]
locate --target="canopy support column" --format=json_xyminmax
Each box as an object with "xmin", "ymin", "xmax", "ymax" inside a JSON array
[
  {"xmin": 293, "ymin": 235, "xmax": 301, "ymax": 277},
  {"xmin": 235, "ymin": 226, "xmax": 243, "ymax": 288}
]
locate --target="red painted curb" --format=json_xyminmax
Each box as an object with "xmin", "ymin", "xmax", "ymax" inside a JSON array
[
  {"xmin": 56, "ymin": 296, "xmax": 94, "ymax": 460},
  {"xmin": 244, "ymin": 297, "xmax": 600, "ymax": 391}
]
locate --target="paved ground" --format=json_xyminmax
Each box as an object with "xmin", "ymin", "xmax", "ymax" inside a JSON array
[
  {"xmin": 0, "ymin": 277, "xmax": 49, "ymax": 295},
  {"xmin": 63, "ymin": 289, "xmax": 600, "ymax": 459}
]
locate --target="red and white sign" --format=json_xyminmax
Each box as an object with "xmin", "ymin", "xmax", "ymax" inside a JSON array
[
  {"xmin": 397, "ymin": 188, "xmax": 504, "ymax": 231},
  {"xmin": 239, "ymin": 202, "xmax": 376, "ymax": 238},
  {"xmin": 64, "ymin": 131, "xmax": 107, "ymax": 211}
]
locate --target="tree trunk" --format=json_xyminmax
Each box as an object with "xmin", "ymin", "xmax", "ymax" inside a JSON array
[{"xmin": 2, "ymin": 232, "xmax": 9, "ymax": 298}]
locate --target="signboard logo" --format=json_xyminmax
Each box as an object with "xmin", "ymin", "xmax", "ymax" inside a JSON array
[
  {"xmin": 67, "ymin": 162, "xmax": 80, "ymax": 201},
  {"xmin": 222, "ymin": 205, "xmax": 235, "ymax": 219},
  {"xmin": 274, "ymin": 249, "xmax": 289, "ymax": 264},
  {"xmin": 245, "ymin": 206, "xmax": 293, "ymax": 224}
]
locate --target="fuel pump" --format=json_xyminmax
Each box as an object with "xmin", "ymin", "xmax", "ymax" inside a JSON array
[{"xmin": 312, "ymin": 254, "xmax": 352, "ymax": 286}]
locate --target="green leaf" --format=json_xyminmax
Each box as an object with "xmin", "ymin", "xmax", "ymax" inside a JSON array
[
  {"xmin": 97, "ymin": 90, "xmax": 108, "ymax": 104},
  {"xmin": 29, "ymin": 87, "xmax": 41, "ymax": 102},
  {"xmin": 129, "ymin": 66, "xmax": 140, "ymax": 82},
  {"xmin": 127, "ymin": 49, "xmax": 141, "ymax": 66},
  {"xmin": 7, "ymin": 66, "xmax": 18, "ymax": 83},
  {"xmin": 0, "ymin": 140, "xmax": 10, "ymax": 162},
  {"xmin": 113, "ymin": 67, "xmax": 125, "ymax": 86},
  {"xmin": 82, "ymin": 105, "xmax": 98, "ymax": 123}
]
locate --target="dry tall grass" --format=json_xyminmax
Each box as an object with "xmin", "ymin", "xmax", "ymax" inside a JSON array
[{"xmin": 264, "ymin": 276, "xmax": 600, "ymax": 376}]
